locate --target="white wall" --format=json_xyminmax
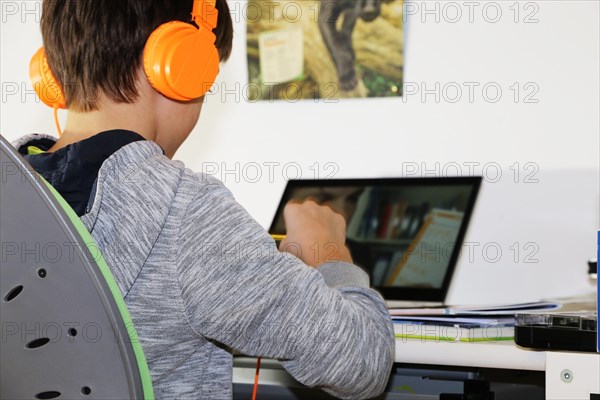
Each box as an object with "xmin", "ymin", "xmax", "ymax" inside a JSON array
[{"xmin": 1, "ymin": 1, "xmax": 598, "ymax": 304}]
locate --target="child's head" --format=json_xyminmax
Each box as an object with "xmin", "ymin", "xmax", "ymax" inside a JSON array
[{"xmin": 40, "ymin": 0, "xmax": 233, "ymax": 112}]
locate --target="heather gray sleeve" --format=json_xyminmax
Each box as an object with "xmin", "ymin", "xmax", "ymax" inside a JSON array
[
  {"xmin": 318, "ymin": 261, "xmax": 370, "ymax": 288},
  {"xmin": 177, "ymin": 176, "xmax": 395, "ymax": 399}
]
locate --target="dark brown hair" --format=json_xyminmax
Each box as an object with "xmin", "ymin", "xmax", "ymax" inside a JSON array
[{"xmin": 41, "ymin": 0, "xmax": 233, "ymax": 111}]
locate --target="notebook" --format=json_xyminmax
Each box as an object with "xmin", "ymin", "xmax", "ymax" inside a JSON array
[{"xmin": 269, "ymin": 177, "xmax": 482, "ymax": 307}]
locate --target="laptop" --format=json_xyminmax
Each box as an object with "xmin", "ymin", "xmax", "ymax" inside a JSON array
[{"xmin": 269, "ymin": 177, "xmax": 482, "ymax": 308}]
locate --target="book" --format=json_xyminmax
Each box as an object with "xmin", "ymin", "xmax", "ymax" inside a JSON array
[
  {"xmin": 389, "ymin": 301, "xmax": 561, "ymax": 317},
  {"xmin": 385, "ymin": 209, "xmax": 464, "ymax": 288},
  {"xmin": 393, "ymin": 317, "xmax": 515, "ymax": 343}
]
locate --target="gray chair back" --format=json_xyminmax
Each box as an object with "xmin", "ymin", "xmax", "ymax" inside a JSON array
[{"xmin": 0, "ymin": 134, "xmax": 153, "ymax": 399}]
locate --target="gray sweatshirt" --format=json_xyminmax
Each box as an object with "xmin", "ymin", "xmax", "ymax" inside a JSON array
[{"xmin": 15, "ymin": 136, "xmax": 395, "ymax": 399}]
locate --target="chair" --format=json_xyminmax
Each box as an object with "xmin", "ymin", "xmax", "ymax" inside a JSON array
[{"xmin": 0, "ymin": 134, "xmax": 154, "ymax": 399}]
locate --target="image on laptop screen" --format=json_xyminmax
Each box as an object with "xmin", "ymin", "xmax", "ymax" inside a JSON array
[{"xmin": 269, "ymin": 177, "xmax": 482, "ymax": 302}]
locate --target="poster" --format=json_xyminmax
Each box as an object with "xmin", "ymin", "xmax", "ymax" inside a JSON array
[{"xmin": 246, "ymin": 0, "xmax": 404, "ymax": 101}]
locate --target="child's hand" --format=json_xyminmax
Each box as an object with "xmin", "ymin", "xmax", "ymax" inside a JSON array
[{"xmin": 278, "ymin": 200, "xmax": 353, "ymax": 267}]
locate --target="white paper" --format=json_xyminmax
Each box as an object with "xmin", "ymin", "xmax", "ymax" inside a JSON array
[{"xmin": 258, "ymin": 27, "xmax": 304, "ymax": 85}]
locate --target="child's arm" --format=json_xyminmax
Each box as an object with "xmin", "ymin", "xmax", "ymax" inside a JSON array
[{"xmin": 177, "ymin": 176, "xmax": 395, "ymax": 399}]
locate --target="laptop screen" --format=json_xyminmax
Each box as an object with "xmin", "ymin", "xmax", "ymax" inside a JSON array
[{"xmin": 269, "ymin": 177, "xmax": 482, "ymax": 302}]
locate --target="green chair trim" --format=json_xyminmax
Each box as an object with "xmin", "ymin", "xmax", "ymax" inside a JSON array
[{"xmin": 42, "ymin": 179, "xmax": 155, "ymax": 400}]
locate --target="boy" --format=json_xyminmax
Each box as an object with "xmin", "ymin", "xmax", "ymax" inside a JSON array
[{"xmin": 13, "ymin": 0, "xmax": 395, "ymax": 398}]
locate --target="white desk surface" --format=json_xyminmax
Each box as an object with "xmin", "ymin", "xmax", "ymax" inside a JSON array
[
  {"xmin": 394, "ymin": 338, "xmax": 546, "ymax": 371},
  {"xmin": 234, "ymin": 338, "xmax": 547, "ymax": 383}
]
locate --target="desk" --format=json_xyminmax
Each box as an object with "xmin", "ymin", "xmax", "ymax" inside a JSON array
[
  {"xmin": 395, "ymin": 338, "xmax": 599, "ymax": 399},
  {"xmin": 394, "ymin": 338, "xmax": 545, "ymax": 371},
  {"xmin": 233, "ymin": 338, "xmax": 600, "ymax": 399}
]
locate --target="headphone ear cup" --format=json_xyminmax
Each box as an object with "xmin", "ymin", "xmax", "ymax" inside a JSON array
[
  {"xmin": 143, "ymin": 21, "xmax": 219, "ymax": 101},
  {"xmin": 29, "ymin": 47, "xmax": 66, "ymax": 109}
]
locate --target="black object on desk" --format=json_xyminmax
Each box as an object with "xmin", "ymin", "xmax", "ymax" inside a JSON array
[{"xmin": 515, "ymin": 312, "xmax": 598, "ymax": 352}]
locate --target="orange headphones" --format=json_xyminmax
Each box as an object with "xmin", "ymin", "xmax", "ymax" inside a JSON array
[{"xmin": 29, "ymin": 0, "xmax": 219, "ymax": 132}]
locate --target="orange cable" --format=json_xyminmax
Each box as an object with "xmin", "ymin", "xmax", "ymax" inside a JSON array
[
  {"xmin": 53, "ymin": 104, "xmax": 62, "ymax": 137},
  {"xmin": 251, "ymin": 356, "xmax": 261, "ymax": 400}
]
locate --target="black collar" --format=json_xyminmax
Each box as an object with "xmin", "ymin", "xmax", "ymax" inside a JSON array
[{"xmin": 20, "ymin": 130, "xmax": 147, "ymax": 216}]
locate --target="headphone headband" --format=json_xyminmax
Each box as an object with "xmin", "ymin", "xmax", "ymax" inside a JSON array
[{"xmin": 192, "ymin": 0, "xmax": 218, "ymax": 30}]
